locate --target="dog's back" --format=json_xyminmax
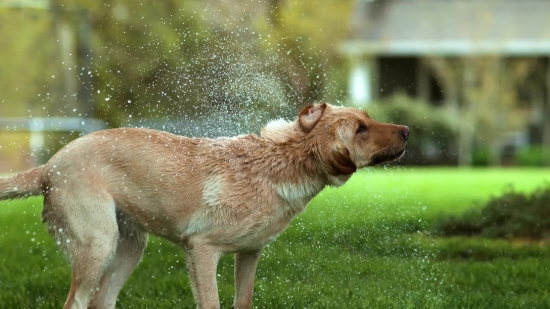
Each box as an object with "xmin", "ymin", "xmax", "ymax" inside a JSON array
[{"xmin": 0, "ymin": 128, "xmax": 298, "ymax": 244}]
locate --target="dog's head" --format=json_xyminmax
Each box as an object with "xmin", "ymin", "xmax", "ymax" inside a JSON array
[{"xmin": 296, "ymin": 103, "xmax": 409, "ymax": 175}]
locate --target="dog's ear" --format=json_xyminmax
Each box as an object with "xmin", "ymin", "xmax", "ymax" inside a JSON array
[
  {"xmin": 328, "ymin": 146, "xmax": 357, "ymax": 175},
  {"xmin": 298, "ymin": 103, "xmax": 327, "ymax": 133}
]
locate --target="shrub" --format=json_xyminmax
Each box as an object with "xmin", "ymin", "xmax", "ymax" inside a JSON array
[
  {"xmin": 431, "ymin": 208, "xmax": 483, "ymax": 237},
  {"xmin": 472, "ymin": 147, "xmax": 490, "ymax": 166},
  {"xmin": 432, "ymin": 184, "xmax": 550, "ymax": 239},
  {"xmin": 361, "ymin": 94, "xmax": 459, "ymax": 165},
  {"xmin": 515, "ymin": 145, "xmax": 550, "ymax": 166}
]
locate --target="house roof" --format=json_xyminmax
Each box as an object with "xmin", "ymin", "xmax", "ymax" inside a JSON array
[{"xmin": 339, "ymin": 0, "xmax": 550, "ymax": 56}]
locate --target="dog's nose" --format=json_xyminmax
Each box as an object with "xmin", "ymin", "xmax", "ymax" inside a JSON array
[{"xmin": 400, "ymin": 126, "xmax": 409, "ymax": 141}]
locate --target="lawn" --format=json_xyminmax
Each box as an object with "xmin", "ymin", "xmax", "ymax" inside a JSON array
[{"xmin": 1, "ymin": 167, "xmax": 550, "ymax": 308}]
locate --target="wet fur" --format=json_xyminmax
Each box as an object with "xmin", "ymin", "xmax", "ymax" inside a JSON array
[{"xmin": 0, "ymin": 104, "xmax": 408, "ymax": 309}]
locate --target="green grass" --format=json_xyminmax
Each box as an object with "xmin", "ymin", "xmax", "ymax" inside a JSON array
[{"xmin": 1, "ymin": 167, "xmax": 550, "ymax": 308}]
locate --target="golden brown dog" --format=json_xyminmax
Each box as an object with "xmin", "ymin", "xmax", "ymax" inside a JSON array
[{"xmin": 0, "ymin": 103, "xmax": 408, "ymax": 309}]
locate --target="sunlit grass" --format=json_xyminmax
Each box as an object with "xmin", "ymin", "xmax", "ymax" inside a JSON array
[{"xmin": 0, "ymin": 167, "xmax": 549, "ymax": 308}]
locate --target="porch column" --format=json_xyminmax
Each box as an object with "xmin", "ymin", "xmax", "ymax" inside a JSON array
[{"xmin": 349, "ymin": 56, "xmax": 377, "ymax": 106}]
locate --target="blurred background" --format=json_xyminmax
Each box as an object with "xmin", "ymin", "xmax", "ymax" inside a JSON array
[{"xmin": 1, "ymin": 0, "xmax": 548, "ymax": 172}]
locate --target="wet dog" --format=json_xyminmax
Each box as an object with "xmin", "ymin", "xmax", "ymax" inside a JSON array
[{"xmin": 0, "ymin": 103, "xmax": 408, "ymax": 309}]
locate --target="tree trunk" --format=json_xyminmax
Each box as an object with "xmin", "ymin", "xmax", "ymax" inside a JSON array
[
  {"xmin": 543, "ymin": 57, "xmax": 550, "ymax": 166},
  {"xmin": 416, "ymin": 58, "xmax": 430, "ymax": 102},
  {"xmin": 488, "ymin": 141, "xmax": 502, "ymax": 166},
  {"xmin": 487, "ymin": 58, "xmax": 503, "ymax": 166},
  {"xmin": 458, "ymin": 60, "xmax": 477, "ymax": 167},
  {"xmin": 77, "ymin": 8, "xmax": 94, "ymax": 118},
  {"xmin": 425, "ymin": 57, "xmax": 462, "ymax": 165},
  {"xmin": 457, "ymin": 122, "xmax": 474, "ymax": 166}
]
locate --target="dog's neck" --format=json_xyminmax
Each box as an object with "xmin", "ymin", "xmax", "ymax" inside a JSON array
[
  {"xmin": 257, "ymin": 120, "xmax": 353, "ymax": 210},
  {"xmin": 261, "ymin": 118, "xmax": 353, "ymax": 182}
]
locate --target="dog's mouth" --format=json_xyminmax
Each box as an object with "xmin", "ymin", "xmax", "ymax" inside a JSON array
[{"xmin": 369, "ymin": 148, "xmax": 406, "ymax": 166}]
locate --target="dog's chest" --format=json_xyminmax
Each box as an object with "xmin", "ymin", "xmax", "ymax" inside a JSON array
[
  {"xmin": 182, "ymin": 177, "xmax": 321, "ymax": 251},
  {"xmin": 239, "ymin": 182, "xmax": 324, "ymax": 246},
  {"xmin": 176, "ymin": 133, "xmax": 329, "ymax": 249}
]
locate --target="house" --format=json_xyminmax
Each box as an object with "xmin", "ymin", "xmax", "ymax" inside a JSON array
[{"xmin": 339, "ymin": 0, "xmax": 550, "ymax": 165}]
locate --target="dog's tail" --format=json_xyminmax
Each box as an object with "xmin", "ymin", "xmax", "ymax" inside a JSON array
[{"xmin": 0, "ymin": 166, "xmax": 44, "ymax": 200}]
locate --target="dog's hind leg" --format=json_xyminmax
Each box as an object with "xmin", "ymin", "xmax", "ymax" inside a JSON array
[
  {"xmin": 44, "ymin": 191, "xmax": 119, "ymax": 309},
  {"xmin": 64, "ymin": 233, "xmax": 118, "ymax": 309},
  {"xmin": 88, "ymin": 211, "xmax": 148, "ymax": 309}
]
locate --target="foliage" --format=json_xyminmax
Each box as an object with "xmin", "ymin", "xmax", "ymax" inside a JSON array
[
  {"xmin": 1, "ymin": 0, "xmax": 355, "ymax": 134},
  {"xmin": 365, "ymin": 94, "xmax": 459, "ymax": 165},
  {"xmin": 255, "ymin": 0, "xmax": 355, "ymax": 104},
  {"xmin": 515, "ymin": 145, "xmax": 550, "ymax": 166},
  {"xmin": 85, "ymin": 0, "xmax": 311, "ymax": 129},
  {"xmin": 426, "ymin": 57, "xmax": 535, "ymax": 166},
  {"xmin": 1, "ymin": 168, "xmax": 550, "ymax": 308},
  {"xmin": 433, "ymin": 184, "xmax": 550, "ymax": 239},
  {"xmin": 0, "ymin": 9, "xmax": 62, "ymax": 117},
  {"xmin": 472, "ymin": 147, "xmax": 490, "ymax": 166}
]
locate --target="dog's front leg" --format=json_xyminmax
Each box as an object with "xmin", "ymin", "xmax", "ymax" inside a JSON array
[
  {"xmin": 233, "ymin": 249, "xmax": 263, "ymax": 309},
  {"xmin": 185, "ymin": 243, "xmax": 222, "ymax": 309}
]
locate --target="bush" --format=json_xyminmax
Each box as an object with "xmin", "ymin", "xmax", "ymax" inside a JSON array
[
  {"xmin": 515, "ymin": 145, "xmax": 550, "ymax": 166},
  {"xmin": 362, "ymin": 94, "xmax": 459, "ymax": 165},
  {"xmin": 432, "ymin": 208, "xmax": 484, "ymax": 237},
  {"xmin": 472, "ymin": 147, "xmax": 490, "ymax": 166},
  {"xmin": 432, "ymin": 184, "xmax": 550, "ymax": 239}
]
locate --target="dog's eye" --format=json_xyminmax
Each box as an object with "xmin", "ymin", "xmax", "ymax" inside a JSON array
[{"xmin": 356, "ymin": 125, "xmax": 367, "ymax": 134}]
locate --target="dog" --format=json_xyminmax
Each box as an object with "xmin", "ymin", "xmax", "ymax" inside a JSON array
[{"xmin": 0, "ymin": 103, "xmax": 408, "ymax": 309}]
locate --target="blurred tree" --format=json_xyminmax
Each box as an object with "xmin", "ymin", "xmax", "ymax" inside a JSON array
[
  {"xmin": 256, "ymin": 0, "xmax": 354, "ymax": 104},
  {"xmin": 51, "ymin": 0, "xmax": 213, "ymax": 126},
  {"xmin": 0, "ymin": 6, "xmax": 69, "ymax": 171},
  {"xmin": 49, "ymin": 0, "xmax": 324, "ymax": 130},
  {"xmin": 426, "ymin": 57, "xmax": 531, "ymax": 166},
  {"xmin": 0, "ymin": 8, "xmax": 62, "ymax": 116},
  {"xmin": 2, "ymin": 0, "xmax": 355, "ymax": 133},
  {"xmin": 0, "ymin": 0, "xmax": 359, "ymax": 172}
]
